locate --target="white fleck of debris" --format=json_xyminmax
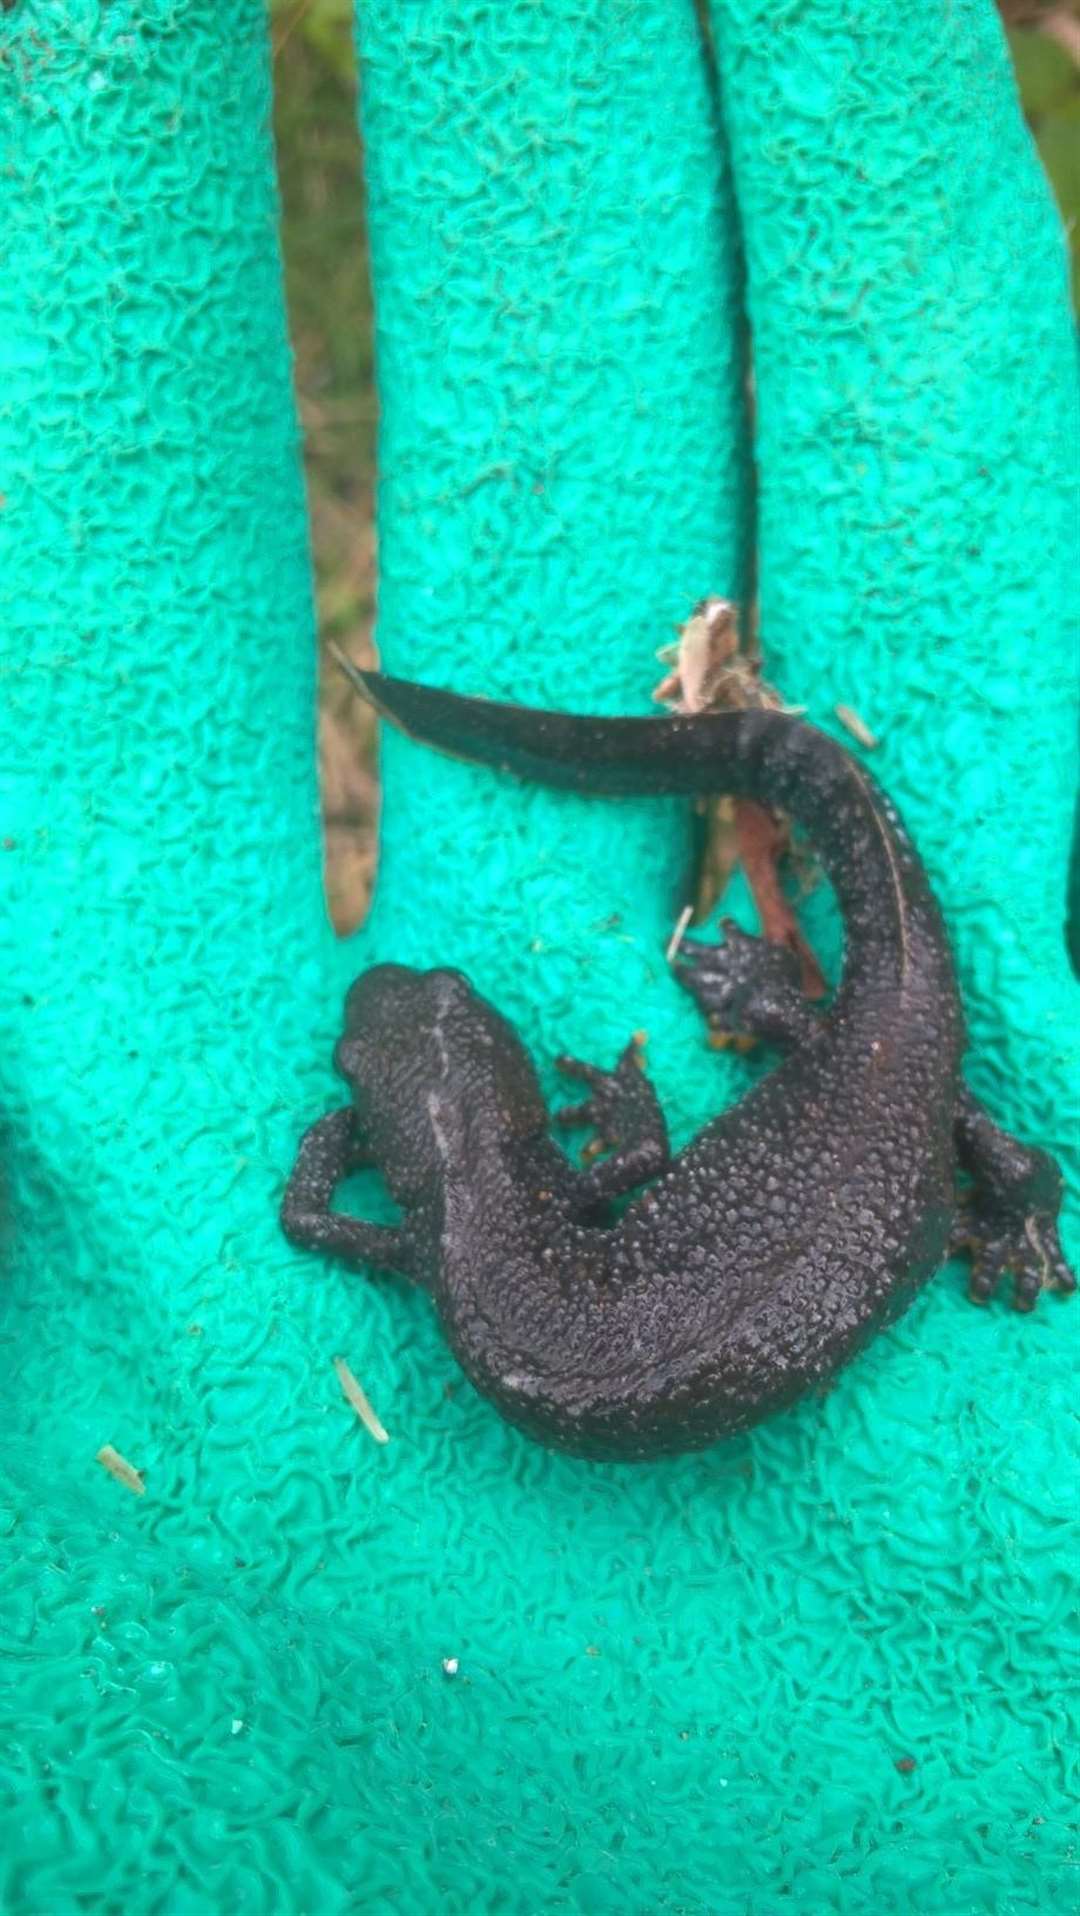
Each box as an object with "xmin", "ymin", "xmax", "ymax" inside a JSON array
[
  {"xmin": 666, "ymin": 904, "xmax": 694, "ymax": 964},
  {"xmin": 333, "ymin": 1355, "xmax": 390, "ymax": 1444},
  {"xmin": 835, "ymin": 703, "xmax": 879, "ymax": 750},
  {"xmin": 231, "ymin": 1719, "xmax": 244, "ymax": 1736},
  {"xmin": 442, "ymin": 1657, "xmax": 459, "ymax": 1677}
]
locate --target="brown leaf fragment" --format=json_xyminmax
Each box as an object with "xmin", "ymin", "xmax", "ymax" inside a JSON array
[
  {"xmin": 655, "ymin": 598, "xmax": 826, "ymax": 998},
  {"xmin": 733, "ymin": 800, "xmax": 827, "ymax": 1000}
]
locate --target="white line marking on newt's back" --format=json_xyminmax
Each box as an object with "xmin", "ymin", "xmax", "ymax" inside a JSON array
[{"xmin": 427, "ymin": 1091, "xmax": 451, "ymax": 1164}]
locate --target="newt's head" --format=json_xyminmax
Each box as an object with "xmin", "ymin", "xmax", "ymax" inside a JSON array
[{"xmin": 333, "ymin": 964, "xmax": 547, "ymax": 1197}]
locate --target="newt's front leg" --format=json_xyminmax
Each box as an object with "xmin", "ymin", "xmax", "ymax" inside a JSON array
[
  {"xmin": 555, "ymin": 1039, "xmax": 670, "ymax": 1206},
  {"xmin": 281, "ymin": 1107, "xmax": 415, "ymax": 1276}
]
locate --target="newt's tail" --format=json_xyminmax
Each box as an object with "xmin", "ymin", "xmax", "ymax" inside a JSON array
[
  {"xmin": 334, "ymin": 652, "xmax": 951, "ymax": 997},
  {"xmin": 335, "ymin": 650, "xmax": 771, "ymax": 800}
]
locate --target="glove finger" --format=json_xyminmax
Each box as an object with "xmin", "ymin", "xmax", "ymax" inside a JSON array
[{"xmin": 708, "ymin": 0, "xmax": 1079, "ymax": 1202}]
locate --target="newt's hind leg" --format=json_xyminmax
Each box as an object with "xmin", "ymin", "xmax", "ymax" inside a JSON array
[
  {"xmin": 673, "ymin": 919, "xmax": 821, "ymax": 1050},
  {"xmin": 950, "ymin": 1088, "xmax": 1075, "ymax": 1311}
]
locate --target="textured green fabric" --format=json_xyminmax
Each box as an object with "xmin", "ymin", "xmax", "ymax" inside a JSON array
[{"xmin": 1, "ymin": 3, "xmax": 1077, "ymax": 1913}]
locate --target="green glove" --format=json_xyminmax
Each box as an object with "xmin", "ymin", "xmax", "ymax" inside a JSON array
[{"xmin": 1, "ymin": 3, "xmax": 1075, "ymax": 1912}]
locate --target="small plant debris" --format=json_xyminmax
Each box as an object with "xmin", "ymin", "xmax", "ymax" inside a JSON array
[
  {"xmin": 835, "ymin": 703, "xmax": 879, "ymax": 749},
  {"xmin": 333, "ymin": 1354, "xmax": 390, "ymax": 1444},
  {"xmin": 96, "ymin": 1444, "xmax": 145, "ymax": 1496}
]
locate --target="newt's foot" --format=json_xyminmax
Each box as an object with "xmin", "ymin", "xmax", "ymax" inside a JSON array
[
  {"xmin": 950, "ymin": 1195, "xmax": 1077, "ymax": 1312},
  {"xmin": 556, "ymin": 1039, "xmax": 669, "ymax": 1206},
  {"xmin": 673, "ymin": 919, "xmax": 818, "ymax": 1049},
  {"xmin": 950, "ymin": 1089, "xmax": 1076, "ymax": 1311},
  {"xmin": 555, "ymin": 1040, "xmax": 650, "ymax": 1154}
]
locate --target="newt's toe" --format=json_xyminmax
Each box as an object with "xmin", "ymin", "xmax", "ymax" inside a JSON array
[{"xmin": 953, "ymin": 1199, "xmax": 1076, "ymax": 1312}]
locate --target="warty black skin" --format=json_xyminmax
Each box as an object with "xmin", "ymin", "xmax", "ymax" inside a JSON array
[{"xmin": 282, "ymin": 671, "xmax": 1076, "ymax": 1461}]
